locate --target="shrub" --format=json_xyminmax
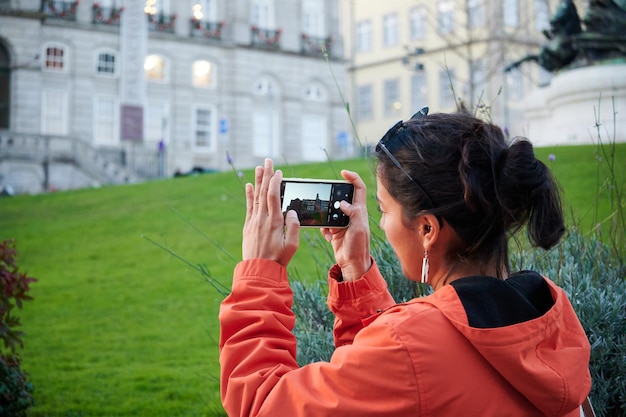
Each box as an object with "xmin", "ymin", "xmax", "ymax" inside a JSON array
[
  {"xmin": 293, "ymin": 230, "xmax": 626, "ymax": 417},
  {"xmin": 0, "ymin": 240, "xmax": 36, "ymax": 417}
]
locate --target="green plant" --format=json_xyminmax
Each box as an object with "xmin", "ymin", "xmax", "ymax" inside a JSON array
[{"xmin": 0, "ymin": 240, "xmax": 36, "ymax": 417}]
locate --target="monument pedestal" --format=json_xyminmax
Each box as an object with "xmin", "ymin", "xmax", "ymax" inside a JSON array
[{"xmin": 522, "ymin": 64, "xmax": 626, "ymax": 146}]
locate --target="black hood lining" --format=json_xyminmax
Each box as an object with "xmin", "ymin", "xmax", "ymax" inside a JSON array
[{"xmin": 449, "ymin": 271, "xmax": 554, "ymax": 329}]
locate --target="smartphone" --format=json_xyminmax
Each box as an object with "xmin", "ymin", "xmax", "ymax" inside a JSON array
[{"xmin": 280, "ymin": 178, "xmax": 354, "ymax": 228}]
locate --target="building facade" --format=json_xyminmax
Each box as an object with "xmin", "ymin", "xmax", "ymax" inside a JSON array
[
  {"xmin": 0, "ymin": 0, "xmax": 350, "ymax": 193},
  {"xmin": 340, "ymin": 0, "xmax": 569, "ymax": 147}
]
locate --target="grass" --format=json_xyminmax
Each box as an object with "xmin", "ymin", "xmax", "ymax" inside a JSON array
[{"xmin": 0, "ymin": 143, "xmax": 623, "ymax": 416}]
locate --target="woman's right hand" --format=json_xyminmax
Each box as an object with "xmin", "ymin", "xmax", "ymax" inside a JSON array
[{"xmin": 321, "ymin": 170, "xmax": 371, "ymax": 282}]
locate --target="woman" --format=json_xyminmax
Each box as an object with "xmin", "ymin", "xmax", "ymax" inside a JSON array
[{"xmin": 219, "ymin": 110, "xmax": 591, "ymax": 416}]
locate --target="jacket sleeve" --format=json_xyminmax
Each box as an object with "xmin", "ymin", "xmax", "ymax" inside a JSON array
[
  {"xmin": 327, "ymin": 259, "xmax": 397, "ymax": 347},
  {"xmin": 219, "ymin": 258, "xmax": 418, "ymax": 417}
]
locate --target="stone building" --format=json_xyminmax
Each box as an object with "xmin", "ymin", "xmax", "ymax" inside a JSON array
[{"xmin": 0, "ymin": 0, "xmax": 350, "ymax": 193}]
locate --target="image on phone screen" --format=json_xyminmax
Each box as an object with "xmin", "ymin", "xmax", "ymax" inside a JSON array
[{"xmin": 280, "ymin": 180, "xmax": 353, "ymax": 227}]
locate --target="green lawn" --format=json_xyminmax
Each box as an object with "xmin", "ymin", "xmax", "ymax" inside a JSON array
[{"xmin": 0, "ymin": 143, "xmax": 623, "ymax": 416}]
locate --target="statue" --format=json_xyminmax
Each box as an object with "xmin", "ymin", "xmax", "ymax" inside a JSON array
[{"xmin": 505, "ymin": 0, "xmax": 626, "ymax": 73}]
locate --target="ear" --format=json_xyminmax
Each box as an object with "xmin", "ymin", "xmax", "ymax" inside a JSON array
[{"xmin": 416, "ymin": 214, "xmax": 440, "ymax": 251}]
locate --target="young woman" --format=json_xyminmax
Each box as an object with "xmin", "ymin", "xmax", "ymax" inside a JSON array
[{"xmin": 219, "ymin": 110, "xmax": 591, "ymax": 417}]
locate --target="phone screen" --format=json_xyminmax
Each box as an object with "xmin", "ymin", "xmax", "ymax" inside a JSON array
[{"xmin": 280, "ymin": 179, "xmax": 354, "ymax": 227}]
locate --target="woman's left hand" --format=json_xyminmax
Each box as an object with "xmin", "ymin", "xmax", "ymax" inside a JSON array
[{"xmin": 242, "ymin": 158, "xmax": 300, "ymax": 266}]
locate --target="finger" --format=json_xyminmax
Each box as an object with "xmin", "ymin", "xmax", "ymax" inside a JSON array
[
  {"xmin": 253, "ymin": 165, "xmax": 263, "ymax": 209},
  {"xmin": 341, "ymin": 169, "xmax": 367, "ymax": 206},
  {"xmin": 268, "ymin": 169, "xmax": 283, "ymax": 222},
  {"xmin": 320, "ymin": 228, "xmax": 333, "ymax": 242},
  {"xmin": 282, "ymin": 210, "xmax": 300, "ymax": 263},
  {"xmin": 258, "ymin": 159, "xmax": 274, "ymax": 214},
  {"xmin": 244, "ymin": 182, "xmax": 254, "ymax": 224}
]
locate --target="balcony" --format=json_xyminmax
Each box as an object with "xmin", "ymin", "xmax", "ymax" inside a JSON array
[
  {"xmin": 251, "ymin": 26, "xmax": 281, "ymax": 49},
  {"xmin": 301, "ymin": 34, "xmax": 332, "ymax": 57},
  {"xmin": 41, "ymin": 0, "xmax": 78, "ymax": 20},
  {"xmin": 190, "ymin": 19, "xmax": 224, "ymax": 40},
  {"xmin": 147, "ymin": 12, "xmax": 176, "ymax": 33},
  {"xmin": 92, "ymin": 4, "xmax": 124, "ymax": 26}
]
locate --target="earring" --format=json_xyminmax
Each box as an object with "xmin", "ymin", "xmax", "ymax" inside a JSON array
[{"xmin": 421, "ymin": 250, "xmax": 429, "ymax": 284}]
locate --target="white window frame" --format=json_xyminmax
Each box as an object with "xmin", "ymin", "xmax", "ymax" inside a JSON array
[
  {"xmin": 437, "ymin": 0, "xmax": 455, "ymax": 34},
  {"xmin": 468, "ymin": 0, "xmax": 485, "ymax": 28},
  {"xmin": 302, "ymin": 0, "xmax": 325, "ymax": 37},
  {"xmin": 534, "ymin": 0, "xmax": 550, "ymax": 32},
  {"xmin": 192, "ymin": 60, "xmax": 215, "ymax": 88},
  {"xmin": 192, "ymin": 104, "xmax": 217, "ymax": 153},
  {"xmin": 409, "ymin": 7, "xmax": 426, "ymax": 40},
  {"xmin": 251, "ymin": 0, "xmax": 276, "ymax": 29},
  {"xmin": 356, "ymin": 20, "xmax": 372, "ymax": 53},
  {"xmin": 383, "ymin": 13, "xmax": 399, "ymax": 47},
  {"xmin": 42, "ymin": 42, "xmax": 69, "ymax": 73},
  {"xmin": 303, "ymin": 82, "xmax": 327, "ymax": 102},
  {"xmin": 383, "ymin": 78, "xmax": 400, "ymax": 117},
  {"xmin": 144, "ymin": 54, "xmax": 169, "ymax": 83},
  {"xmin": 144, "ymin": 100, "xmax": 170, "ymax": 145},
  {"xmin": 439, "ymin": 68, "xmax": 456, "ymax": 108},
  {"xmin": 411, "ymin": 71, "xmax": 428, "ymax": 113},
  {"xmin": 41, "ymin": 89, "xmax": 69, "ymax": 135},
  {"xmin": 503, "ymin": 0, "xmax": 519, "ymax": 28},
  {"xmin": 357, "ymin": 84, "xmax": 373, "ymax": 121},
  {"xmin": 93, "ymin": 95, "xmax": 119, "ymax": 146},
  {"xmin": 301, "ymin": 114, "xmax": 328, "ymax": 162},
  {"xmin": 94, "ymin": 48, "xmax": 118, "ymax": 78}
]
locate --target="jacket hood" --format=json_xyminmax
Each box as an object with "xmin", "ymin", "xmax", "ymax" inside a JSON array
[{"xmin": 427, "ymin": 272, "xmax": 591, "ymax": 417}]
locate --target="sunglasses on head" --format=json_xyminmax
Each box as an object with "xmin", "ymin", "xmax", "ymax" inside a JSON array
[{"xmin": 375, "ymin": 106, "xmax": 436, "ymax": 209}]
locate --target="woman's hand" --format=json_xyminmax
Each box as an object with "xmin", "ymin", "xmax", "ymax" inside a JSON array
[
  {"xmin": 321, "ymin": 170, "xmax": 371, "ymax": 282},
  {"xmin": 242, "ymin": 159, "xmax": 300, "ymax": 266}
]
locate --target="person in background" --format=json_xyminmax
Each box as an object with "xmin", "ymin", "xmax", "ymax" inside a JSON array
[{"xmin": 219, "ymin": 108, "xmax": 591, "ymax": 417}]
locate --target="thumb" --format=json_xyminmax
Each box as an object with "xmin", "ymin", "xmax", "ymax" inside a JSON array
[{"xmin": 282, "ymin": 210, "xmax": 300, "ymax": 263}]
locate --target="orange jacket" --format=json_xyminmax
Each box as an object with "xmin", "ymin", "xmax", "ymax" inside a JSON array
[{"xmin": 219, "ymin": 258, "xmax": 591, "ymax": 417}]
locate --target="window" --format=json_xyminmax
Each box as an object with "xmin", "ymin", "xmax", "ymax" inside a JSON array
[
  {"xmin": 383, "ymin": 79, "xmax": 400, "ymax": 117},
  {"xmin": 251, "ymin": 0, "xmax": 275, "ymax": 28},
  {"xmin": 411, "ymin": 71, "xmax": 428, "ymax": 113},
  {"xmin": 94, "ymin": 96, "xmax": 118, "ymax": 145},
  {"xmin": 383, "ymin": 13, "xmax": 399, "ymax": 47},
  {"xmin": 470, "ymin": 59, "xmax": 486, "ymax": 101},
  {"xmin": 41, "ymin": 90, "xmax": 68, "ymax": 135},
  {"xmin": 144, "ymin": 54, "xmax": 167, "ymax": 82},
  {"xmin": 468, "ymin": 0, "xmax": 484, "ymax": 28},
  {"xmin": 303, "ymin": 82, "xmax": 326, "ymax": 101},
  {"xmin": 356, "ymin": 20, "xmax": 372, "ymax": 52},
  {"xmin": 252, "ymin": 77, "xmax": 279, "ymax": 157},
  {"xmin": 535, "ymin": 0, "xmax": 550, "ymax": 32},
  {"xmin": 506, "ymin": 68, "xmax": 523, "ymax": 101},
  {"xmin": 301, "ymin": 114, "xmax": 328, "ymax": 161},
  {"xmin": 192, "ymin": 60, "xmax": 214, "ymax": 87},
  {"xmin": 357, "ymin": 84, "xmax": 373, "ymax": 121},
  {"xmin": 192, "ymin": 0, "xmax": 216, "ymax": 21},
  {"xmin": 503, "ymin": 0, "xmax": 519, "ymax": 27},
  {"xmin": 409, "ymin": 7, "xmax": 426, "ymax": 40},
  {"xmin": 193, "ymin": 106, "xmax": 216, "ymax": 151},
  {"xmin": 43, "ymin": 44, "xmax": 67, "ymax": 72},
  {"xmin": 302, "ymin": 0, "xmax": 325, "ymax": 37},
  {"xmin": 145, "ymin": 0, "xmax": 170, "ymax": 15},
  {"xmin": 145, "ymin": 101, "xmax": 169, "ymax": 144},
  {"xmin": 95, "ymin": 50, "xmax": 117, "ymax": 77},
  {"xmin": 437, "ymin": 1, "xmax": 455, "ymax": 34},
  {"xmin": 439, "ymin": 68, "xmax": 456, "ymax": 108}
]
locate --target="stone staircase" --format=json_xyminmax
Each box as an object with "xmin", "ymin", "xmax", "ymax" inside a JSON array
[{"xmin": 0, "ymin": 130, "xmax": 160, "ymax": 193}]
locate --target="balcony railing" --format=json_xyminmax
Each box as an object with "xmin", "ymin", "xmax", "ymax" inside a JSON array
[
  {"xmin": 301, "ymin": 34, "xmax": 332, "ymax": 56},
  {"xmin": 92, "ymin": 4, "xmax": 124, "ymax": 26},
  {"xmin": 147, "ymin": 12, "xmax": 176, "ymax": 33},
  {"xmin": 190, "ymin": 19, "xmax": 224, "ymax": 40},
  {"xmin": 41, "ymin": 0, "xmax": 78, "ymax": 20},
  {"xmin": 251, "ymin": 26, "xmax": 281, "ymax": 48}
]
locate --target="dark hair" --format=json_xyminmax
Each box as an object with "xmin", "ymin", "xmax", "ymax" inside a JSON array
[{"xmin": 376, "ymin": 111, "xmax": 565, "ymax": 278}]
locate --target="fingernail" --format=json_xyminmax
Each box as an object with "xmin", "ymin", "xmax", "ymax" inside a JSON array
[{"xmin": 340, "ymin": 200, "xmax": 350, "ymax": 209}]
